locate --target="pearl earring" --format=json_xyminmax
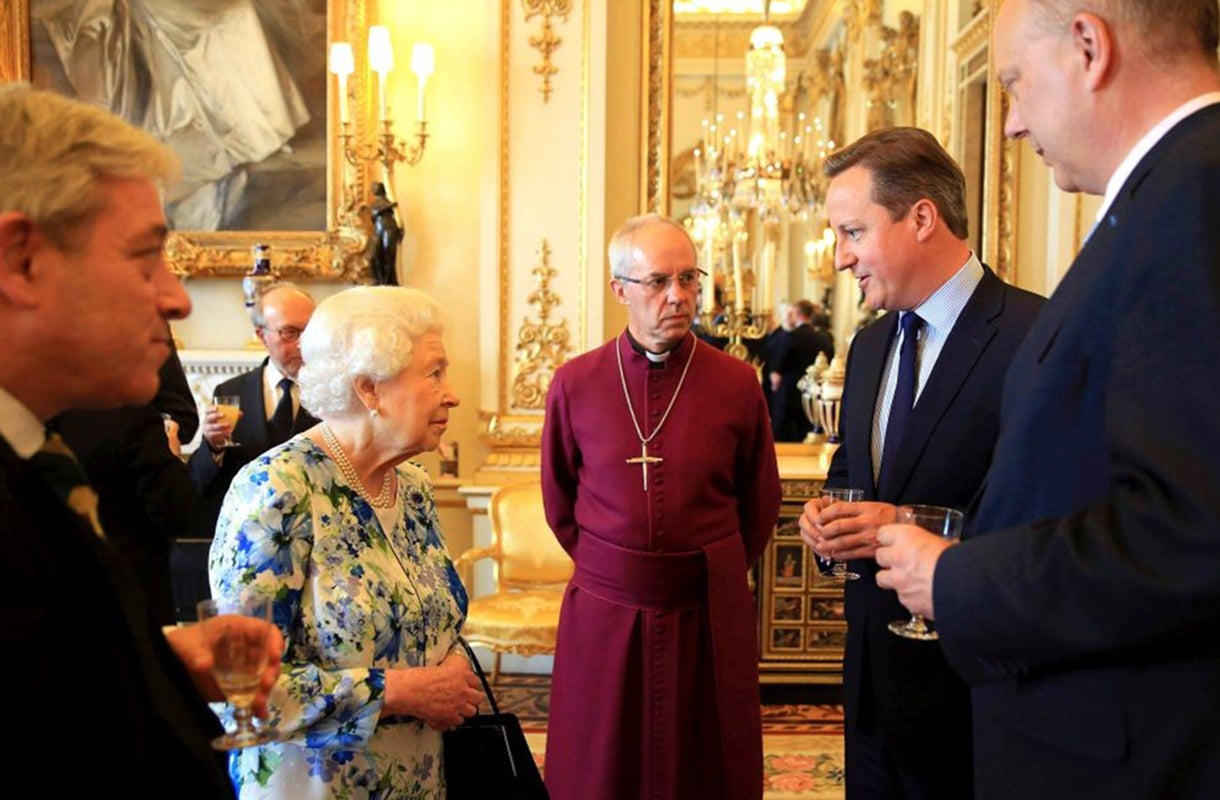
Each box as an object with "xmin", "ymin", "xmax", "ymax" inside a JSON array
[{"xmin": 370, "ymin": 409, "xmax": 380, "ymax": 418}]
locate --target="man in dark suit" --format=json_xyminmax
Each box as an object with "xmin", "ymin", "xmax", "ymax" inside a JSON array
[
  {"xmin": 876, "ymin": 2, "xmax": 1220, "ymax": 797},
  {"xmin": 798, "ymin": 127, "xmax": 1044, "ymax": 799},
  {"xmin": 769, "ymin": 299, "xmax": 835, "ymax": 442},
  {"xmin": 55, "ymin": 354, "xmax": 199, "ymax": 626},
  {"xmin": 179, "ymin": 283, "xmax": 317, "ymax": 618},
  {"xmin": 0, "ymin": 84, "xmax": 279, "ymax": 797}
]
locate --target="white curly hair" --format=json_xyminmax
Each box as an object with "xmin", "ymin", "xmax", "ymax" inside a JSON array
[{"xmin": 298, "ymin": 286, "xmax": 446, "ymax": 417}]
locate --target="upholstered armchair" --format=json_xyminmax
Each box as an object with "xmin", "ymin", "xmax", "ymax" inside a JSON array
[{"xmin": 455, "ymin": 480, "xmax": 573, "ymax": 681}]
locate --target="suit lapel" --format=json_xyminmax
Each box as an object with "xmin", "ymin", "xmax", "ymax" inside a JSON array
[
  {"xmin": 235, "ymin": 364, "xmax": 271, "ymax": 451},
  {"xmin": 877, "ymin": 268, "xmax": 1003, "ymax": 500}
]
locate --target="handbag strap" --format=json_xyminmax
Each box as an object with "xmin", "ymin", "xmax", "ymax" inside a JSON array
[{"xmin": 455, "ymin": 634, "xmax": 501, "ymax": 716}]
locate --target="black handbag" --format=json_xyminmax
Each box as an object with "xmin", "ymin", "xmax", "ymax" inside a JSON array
[{"xmin": 443, "ymin": 637, "xmax": 549, "ymax": 799}]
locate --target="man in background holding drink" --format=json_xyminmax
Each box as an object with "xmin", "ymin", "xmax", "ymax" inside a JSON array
[
  {"xmin": 798, "ymin": 127, "xmax": 1043, "ymax": 799},
  {"xmin": 179, "ymin": 282, "xmax": 317, "ymax": 618}
]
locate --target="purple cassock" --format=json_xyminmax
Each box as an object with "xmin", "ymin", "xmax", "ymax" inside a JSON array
[{"xmin": 541, "ymin": 331, "xmax": 782, "ymax": 800}]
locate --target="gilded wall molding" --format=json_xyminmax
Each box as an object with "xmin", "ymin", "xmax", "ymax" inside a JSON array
[
  {"xmin": 523, "ymin": 0, "xmax": 573, "ymax": 102},
  {"xmin": 642, "ymin": 0, "xmax": 670, "ymax": 213},
  {"xmin": 511, "ymin": 240, "xmax": 572, "ymax": 409},
  {"xmin": 861, "ymin": 10, "xmax": 920, "ymax": 130},
  {"xmin": 845, "ymin": 0, "xmax": 883, "ymax": 45}
]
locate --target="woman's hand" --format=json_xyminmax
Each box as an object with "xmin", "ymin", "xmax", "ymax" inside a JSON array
[{"xmin": 384, "ymin": 650, "xmax": 485, "ymax": 730}]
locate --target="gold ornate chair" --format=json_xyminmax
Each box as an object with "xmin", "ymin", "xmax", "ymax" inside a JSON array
[{"xmin": 455, "ymin": 480, "xmax": 573, "ymax": 681}]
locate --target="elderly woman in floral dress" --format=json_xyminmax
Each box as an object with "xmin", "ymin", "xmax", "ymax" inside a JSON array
[{"xmin": 209, "ymin": 286, "xmax": 483, "ymax": 799}]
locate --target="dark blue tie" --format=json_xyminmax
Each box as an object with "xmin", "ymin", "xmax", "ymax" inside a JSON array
[
  {"xmin": 267, "ymin": 377, "xmax": 295, "ymax": 443},
  {"xmin": 879, "ymin": 311, "xmax": 922, "ymax": 488}
]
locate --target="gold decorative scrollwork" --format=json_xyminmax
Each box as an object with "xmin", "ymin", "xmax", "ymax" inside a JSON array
[
  {"xmin": 862, "ymin": 11, "xmax": 920, "ymax": 131},
  {"xmin": 845, "ymin": 0, "xmax": 883, "ymax": 46},
  {"xmin": 522, "ymin": 0, "xmax": 573, "ymax": 102},
  {"xmin": 511, "ymin": 240, "xmax": 572, "ymax": 409}
]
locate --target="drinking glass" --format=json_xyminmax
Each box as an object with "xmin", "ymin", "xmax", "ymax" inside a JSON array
[
  {"xmin": 197, "ymin": 595, "xmax": 279, "ymax": 750},
  {"xmin": 818, "ymin": 487, "xmax": 865, "ymax": 581},
  {"xmin": 887, "ymin": 504, "xmax": 964, "ymax": 641},
  {"xmin": 211, "ymin": 395, "xmax": 242, "ymax": 448}
]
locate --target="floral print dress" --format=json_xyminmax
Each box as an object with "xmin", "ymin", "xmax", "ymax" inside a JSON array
[{"xmin": 209, "ymin": 437, "xmax": 469, "ymax": 800}]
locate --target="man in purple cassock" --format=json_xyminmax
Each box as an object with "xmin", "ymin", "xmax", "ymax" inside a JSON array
[{"xmin": 541, "ymin": 213, "xmax": 782, "ymax": 800}]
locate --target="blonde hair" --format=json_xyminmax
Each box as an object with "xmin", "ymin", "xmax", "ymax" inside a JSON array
[
  {"xmin": 298, "ymin": 286, "xmax": 447, "ymax": 418},
  {"xmin": 0, "ymin": 84, "xmax": 179, "ymax": 247}
]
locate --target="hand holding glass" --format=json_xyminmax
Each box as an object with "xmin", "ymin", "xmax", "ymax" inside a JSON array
[
  {"xmin": 818, "ymin": 487, "xmax": 864, "ymax": 581},
  {"xmin": 888, "ymin": 504, "xmax": 964, "ymax": 641},
  {"xmin": 197, "ymin": 596, "xmax": 279, "ymax": 750},
  {"xmin": 212, "ymin": 395, "xmax": 242, "ymax": 449}
]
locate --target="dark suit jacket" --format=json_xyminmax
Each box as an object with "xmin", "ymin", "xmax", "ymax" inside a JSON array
[
  {"xmin": 772, "ymin": 323, "xmax": 834, "ymax": 442},
  {"xmin": 187, "ymin": 362, "xmax": 319, "ymax": 538},
  {"xmin": 0, "ymin": 438, "xmax": 231, "ymax": 798},
  {"xmin": 825, "ymin": 266, "xmax": 1043, "ymax": 777},
  {"xmin": 55, "ymin": 405, "xmax": 196, "ymax": 626},
  {"xmin": 934, "ymin": 104, "xmax": 1220, "ymax": 799}
]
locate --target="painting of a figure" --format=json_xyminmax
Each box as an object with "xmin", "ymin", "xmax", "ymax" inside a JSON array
[{"xmin": 29, "ymin": 0, "xmax": 329, "ymax": 232}]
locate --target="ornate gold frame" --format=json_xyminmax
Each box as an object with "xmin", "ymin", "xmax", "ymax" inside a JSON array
[
  {"xmin": 953, "ymin": 6, "xmax": 1019, "ymax": 283},
  {"xmin": 1, "ymin": 0, "xmax": 372, "ymax": 280}
]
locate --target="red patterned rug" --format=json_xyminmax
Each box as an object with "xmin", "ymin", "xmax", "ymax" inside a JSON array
[{"xmin": 491, "ymin": 675, "xmax": 845, "ymax": 798}]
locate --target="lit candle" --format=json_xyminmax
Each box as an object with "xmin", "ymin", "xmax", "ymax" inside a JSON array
[
  {"xmin": 702, "ymin": 235, "xmax": 716, "ymax": 314},
  {"xmin": 411, "ymin": 43, "xmax": 435, "ymax": 122},
  {"xmin": 761, "ymin": 238, "xmax": 775, "ymax": 313},
  {"xmin": 732, "ymin": 233, "xmax": 745, "ymax": 313},
  {"xmin": 328, "ymin": 42, "xmax": 354, "ymax": 124},
  {"xmin": 368, "ymin": 26, "xmax": 394, "ymax": 122}
]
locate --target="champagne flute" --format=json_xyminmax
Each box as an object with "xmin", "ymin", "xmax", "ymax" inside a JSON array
[
  {"xmin": 818, "ymin": 487, "xmax": 864, "ymax": 581},
  {"xmin": 887, "ymin": 504, "xmax": 964, "ymax": 641},
  {"xmin": 211, "ymin": 395, "xmax": 242, "ymax": 449},
  {"xmin": 197, "ymin": 595, "xmax": 279, "ymax": 750}
]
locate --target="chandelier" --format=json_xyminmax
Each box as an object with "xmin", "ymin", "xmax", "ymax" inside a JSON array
[{"xmin": 686, "ymin": 4, "xmax": 835, "ymax": 360}]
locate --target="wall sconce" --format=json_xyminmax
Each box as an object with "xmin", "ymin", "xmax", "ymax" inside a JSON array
[{"xmin": 329, "ymin": 26, "xmax": 433, "ymax": 176}]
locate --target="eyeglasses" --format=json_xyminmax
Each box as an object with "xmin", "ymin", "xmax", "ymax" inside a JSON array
[
  {"xmin": 616, "ymin": 268, "xmax": 706, "ymax": 295},
  {"xmin": 262, "ymin": 325, "xmax": 305, "ymax": 342}
]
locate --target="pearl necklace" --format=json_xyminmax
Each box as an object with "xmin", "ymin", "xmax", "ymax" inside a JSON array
[{"xmin": 321, "ymin": 423, "xmax": 396, "ymax": 508}]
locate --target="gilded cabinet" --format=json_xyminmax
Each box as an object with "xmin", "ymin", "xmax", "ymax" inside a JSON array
[{"xmin": 757, "ymin": 448, "xmax": 846, "ymax": 684}]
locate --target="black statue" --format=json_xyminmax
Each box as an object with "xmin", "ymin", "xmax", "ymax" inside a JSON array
[{"xmin": 369, "ymin": 181, "xmax": 403, "ymax": 286}]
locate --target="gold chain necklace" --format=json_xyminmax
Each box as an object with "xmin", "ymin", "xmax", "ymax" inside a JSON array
[
  {"xmin": 616, "ymin": 333, "xmax": 698, "ymax": 491},
  {"xmin": 321, "ymin": 423, "xmax": 396, "ymax": 508}
]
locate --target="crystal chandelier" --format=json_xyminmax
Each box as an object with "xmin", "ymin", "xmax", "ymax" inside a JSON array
[{"xmin": 687, "ymin": 2, "xmax": 833, "ymax": 360}]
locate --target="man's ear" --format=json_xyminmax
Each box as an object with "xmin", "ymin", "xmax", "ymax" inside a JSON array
[
  {"xmin": 1071, "ymin": 12, "xmax": 1114, "ymax": 92},
  {"xmin": 0, "ymin": 212, "xmax": 43, "ymax": 308},
  {"xmin": 609, "ymin": 277, "xmax": 629, "ymax": 305},
  {"xmin": 910, "ymin": 198, "xmax": 940, "ymax": 243}
]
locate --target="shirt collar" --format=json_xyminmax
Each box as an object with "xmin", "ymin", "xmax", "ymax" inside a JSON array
[
  {"xmin": 0, "ymin": 385, "xmax": 50, "ymax": 459},
  {"xmin": 911, "ymin": 252, "xmax": 985, "ymax": 334},
  {"xmin": 1099, "ymin": 93, "xmax": 1220, "ymax": 222},
  {"xmin": 263, "ymin": 359, "xmax": 288, "ymax": 391},
  {"xmin": 624, "ymin": 329, "xmax": 681, "ymax": 364}
]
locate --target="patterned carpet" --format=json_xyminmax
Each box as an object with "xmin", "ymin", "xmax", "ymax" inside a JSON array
[{"xmin": 491, "ymin": 675, "xmax": 846, "ymax": 799}]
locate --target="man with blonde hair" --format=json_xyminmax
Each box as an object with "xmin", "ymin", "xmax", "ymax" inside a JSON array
[
  {"xmin": 0, "ymin": 84, "xmax": 279, "ymax": 797},
  {"xmin": 875, "ymin": 1, "xmax": 1220, "ymax": 796}
]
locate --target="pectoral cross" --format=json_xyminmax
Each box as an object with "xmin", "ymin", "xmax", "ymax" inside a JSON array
[{"xmin": 626, "ymin": 441, "xmax": 663, "ymax": 491}]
